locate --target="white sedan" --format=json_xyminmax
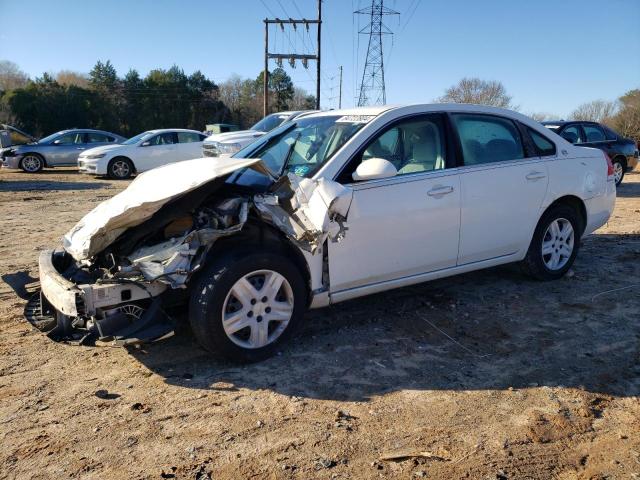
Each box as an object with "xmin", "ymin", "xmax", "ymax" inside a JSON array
[
  {"xmin": 78, "ymin": 129, "xmax": 207, "ymax": 179},
  {"xmin": 33, "ymin": 104, "xmax": 615, "ymax": 362}
]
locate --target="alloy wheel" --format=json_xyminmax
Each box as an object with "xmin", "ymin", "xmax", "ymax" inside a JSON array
[
  {"xmin": 613, "ymin": 162, "xmax": 624, "ymax": 185},
  {"xmin": 541, "ymin": 218, "xmax": 574, "ymax": 271},
  {"xmin": 111, "ymin": 160, "xmax": 131, "ymax": 178},
  {"xmin": 21, "ymin": 155, "xmax": 42, "ymax": 172},
  {"xmin": 221, "ymin": 270, "xmax": 294, "ymax": 349}
]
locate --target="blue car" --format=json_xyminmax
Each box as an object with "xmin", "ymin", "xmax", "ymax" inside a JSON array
[{"xmin": 2, "ymin": 128, "xmax": 126, "ymax": 173}]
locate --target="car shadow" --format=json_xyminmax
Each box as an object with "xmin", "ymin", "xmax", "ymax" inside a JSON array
[
  {"xmin": 128, "ymin": 233, "xmax": 640, "ymax": 401},
  {"xmin": 616, "ymin": 173, "xmax": 640, "ymax": 198},
  {"xmin": 0, "ymin": 180, "xmax": 109, "ymax": 192}
]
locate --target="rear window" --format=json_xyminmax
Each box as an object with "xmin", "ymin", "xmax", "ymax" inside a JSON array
[
  {"xmin": 528, "ymin": 128, "xmax": 556, "ymax": 156},
  {"xmin": 452, "ymin": 114, "xmax": 525, "ymax": 165}
]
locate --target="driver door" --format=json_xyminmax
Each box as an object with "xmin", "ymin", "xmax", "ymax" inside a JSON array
[
  {"xmin": 136, "ymin": 132, "xmax": 178, "ymax": 171},
  {"xmin": 48, "ymin": 132, "xmax": 87, "ymax": 166},
  {"xmin": 327, "ymin": 114, "xmax": 461, "ymax": 293}
]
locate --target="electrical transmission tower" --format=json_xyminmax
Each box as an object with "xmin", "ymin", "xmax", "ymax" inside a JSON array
[{"xmin": 355, "ymin": 0, "xmax": 398, "ymax": 106}]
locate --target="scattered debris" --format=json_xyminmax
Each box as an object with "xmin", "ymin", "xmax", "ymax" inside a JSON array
[
  {"xmin": 94, "ymin": 389, "xmax": 120, "ymax": 400},
  {"xmin": 379, "ymin": 449, "xmax": 450, "ymax": 462}
]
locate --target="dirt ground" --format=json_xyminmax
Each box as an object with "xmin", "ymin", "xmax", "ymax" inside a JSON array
[{"xmin": 0, "ymin": 167, "xmax": 638, "ymax": 480}]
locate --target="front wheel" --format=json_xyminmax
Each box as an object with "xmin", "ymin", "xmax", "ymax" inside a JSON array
[
  {"xmin": 521, "ymin": 204, "xmax": 581, "ymax": 281},
  {"xmin": 612, "ymin": 158, "xmax": 625, "ymax": 186},
  {"xmin": 107, "ymin": 157, "xmax": 134, "ymax": 179},
  {"xmin": 189, "ymin": 250, "xmax": 307, "ymax": 362},
  {"xmin": 20, "ymin": 154, "xmax": 44, "ymax": 173}
]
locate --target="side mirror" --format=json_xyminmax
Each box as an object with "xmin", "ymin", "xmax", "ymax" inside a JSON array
[
  {"xmin": 140, "ymin": 141, "xmax": 150, "ymax": 147},
  {"xmin": 52, "ymin": 139, "xmax": 62, "ymax": 145},
  {"xmin": 352, "ymin": 157, "xmax": 397, "ymax": 182}
]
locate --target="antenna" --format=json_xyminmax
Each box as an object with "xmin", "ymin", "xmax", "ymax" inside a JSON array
[{"xmin": 355, "ymin": 0, "xmax": 398, "ymax": 106}]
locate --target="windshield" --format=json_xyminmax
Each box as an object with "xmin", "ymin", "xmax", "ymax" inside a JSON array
[
  {"xmin": 38, "ymin": 131, "xmax": 65, "ymax": 144},
  {"xmin": 250, "ymin": 113, "xmax": 290, "ymax": 132},
  {"xmin": 123, "ymin": 131, "xmax": 153, "ymax": 145},
  {"xmin": 229, "ymin": 115, "xmax": 369, "ymax": 186}
]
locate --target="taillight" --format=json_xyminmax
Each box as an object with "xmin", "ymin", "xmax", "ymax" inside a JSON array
[{"xmin": 604, "ymin": 152, "xmax": 614, "ymax": 177}]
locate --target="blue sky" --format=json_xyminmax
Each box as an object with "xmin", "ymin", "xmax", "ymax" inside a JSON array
[{"xmin": 1, "ymin": 0, "xmax": 638, "ymax": 117}]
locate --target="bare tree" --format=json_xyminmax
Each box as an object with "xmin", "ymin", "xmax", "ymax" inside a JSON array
[
  {"xmin": 570, "ymin": 100, "xmax": 617, "ymax": 123},
  {"xmin": 219, "ymin": 74, "xmax": 244, "ymax": 113},
  {"xmin": 0, "ymin": 60, "xmax": 29, "ymax": 92},
  {"xmin": 289, "ymin": 87, "xmax": 316, "ymax": 110},
  {"xmin": 436, "ymin": 77, "xmax": 514, "ymax": 109},
  {"xmin": 55, "ymin": 70, "xmax": 90, "ymax": 88},
  {"xmin": 611, "ymin": 89, "xmax": 640, "ymax": 141},
  {"xmin": 528, "ymin": 112, "xmax": 560, "ymax": 122}
]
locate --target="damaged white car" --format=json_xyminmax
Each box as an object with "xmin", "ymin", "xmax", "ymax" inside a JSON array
[{"xmin": 29, "ymin": 104, "xmax": 616, "ymax": 362}]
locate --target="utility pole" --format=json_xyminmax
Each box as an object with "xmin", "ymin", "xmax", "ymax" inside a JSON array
[
  {"xmin": 263, "ymin": 0, "xmax": 322, "ymax": 117},
  {"xmin": 355, "ymin": 0, "xmax": 398, "ymax": 106},
  {"xmin": 338, "ymin": 65, "xmax": 343, "ymax": 109}
]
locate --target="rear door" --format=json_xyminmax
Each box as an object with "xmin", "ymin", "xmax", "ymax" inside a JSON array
[
  {"xmin": 452, "ymin": 114, "xmax": 550, "ymax": 265},
  {"xmin": 328, "ymin": 113, "xmax": 461, "ymax": 292},
  {"xmin": 135, "ymin": 132, "xmax": 178, "ymax": 171}
]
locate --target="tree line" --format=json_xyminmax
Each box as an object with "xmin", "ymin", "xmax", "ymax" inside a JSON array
[
  {"xmin": 0, "ymin": 60, "xmax": 315, "ymax": 138},
  {"xmin": 0, "ymin": 61, "xmax": 637, "ymax": 142}
]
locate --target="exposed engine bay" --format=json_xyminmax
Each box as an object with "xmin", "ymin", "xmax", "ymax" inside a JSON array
[{"xmin": 27, "ymin": 157, "xmax": 353, "ymax": 346}]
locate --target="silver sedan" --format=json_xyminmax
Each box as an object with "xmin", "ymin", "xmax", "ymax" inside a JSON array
[{"xmin": 2, "ymin": 129, "xmax": 126, "ymax": 173}]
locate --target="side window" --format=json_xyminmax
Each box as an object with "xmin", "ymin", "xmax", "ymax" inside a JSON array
[
  {"xmin": 528, "ymin": 128, "xmax": 556, "ymax": 156},
  {"xmin": 55, "ymin": 132, "xmax": 85, "ymax": 145},
  {"xmin": 86, "ymin": 133, "xmax": 109, "ymax": 143},
  {"xmin": 602, "ymin": 126, "xmax": 618, "ymax": 141},
  {"xmin": 177, "ymin": 132, "xmax": 202, "ymax": 143},
  {"xmin": 357, "ymin": 116, "xmax": 447, "ymax": 177},
  {"xmin": 560, "ymin": 125, "xmax": 583, "ymax": 144},
  {"xmin": 148, "ymin": 133, "xmax": 176, "ymax": 145},
  {"xmin": 452, "ymin": 114, "xmax": 524, "ymax": 165},
  {"xmin": 583, "ymin": 124, "xmax": 606, "ymax": 142}
]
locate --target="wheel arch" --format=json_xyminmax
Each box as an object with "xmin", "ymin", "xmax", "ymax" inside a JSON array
[
  {"xmin": 611, "ymin": 154, "xmax": 627, "ymax": 168},
  {"xmin": 109, "ymin": 155, "xmax": 136, "ymax": 173},
  {"xmin": 542, "ymin": 195, "xmax": 587, "ymax": 236},
  {"xmin": 198, "ymin": 218, "xmax": 313, "ymax": 304}
]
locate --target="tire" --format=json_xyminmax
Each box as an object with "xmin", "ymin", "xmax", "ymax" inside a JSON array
[
  {"xmin": 612, "ymin": 158, "xmax": 625, "ymax": 186},
  {"xmin": 521, "ymin": 204, "xmax": 581, "ymax": 281},
  {"xmin": 107, "ymin": 157, "xmax": 134, "ymax": 179},
  {"xmin": 20, "ymin": 153, "xmax": 44, "ymax": 173},
  {"xmin": 189, "ymin": 249, "xmax": 308, "ymax": 362}
]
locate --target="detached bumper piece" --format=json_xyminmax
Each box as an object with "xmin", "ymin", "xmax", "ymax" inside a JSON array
[
  {"xmin": 25, "ymin": 292, "xmax": 174, "ymax": 346},
  {"xmin": 27, "ymin": 249, "xmax": 174, "ymax": 347}
]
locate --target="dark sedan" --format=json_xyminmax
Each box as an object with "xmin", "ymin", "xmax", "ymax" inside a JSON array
[{"xmin": 542, "ymin": 120, "xmax": 638, "ymax": 185}]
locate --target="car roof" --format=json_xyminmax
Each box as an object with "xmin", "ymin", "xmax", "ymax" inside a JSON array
[
  {"xmin": 144, "ymin": 128, "xmax": 203, "ymax": 134},
  {"xmin": 54, "ymin": 128, "xmax": 126, "ymax": 137}
]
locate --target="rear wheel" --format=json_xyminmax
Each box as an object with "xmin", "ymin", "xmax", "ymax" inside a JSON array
[
  {"xmin": 20, "ymin": 154, "xmax": 44, "ymax": 173},
  {"xmin": 189, "ymin": 250, "xmax": 307, "ymax": 362},
  {"xmin": 612, "ymin": 158, "xmax": 625, "ymax": 186},
  {"xmin": 521, "ymin": 204, "xmax": 581, "ymax": 281},
  {"xmin": 107, "ymin": 157, "xmax": 134, "ymax": 179}
]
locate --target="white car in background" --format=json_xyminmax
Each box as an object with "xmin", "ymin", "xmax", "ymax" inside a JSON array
[
  {"xmin": 78, "ymin": 129, "xmax": 207, "ymax": 179},
  {"xmin": 202, "ymin": 111, "xmax": 310, "ymax": 158}
]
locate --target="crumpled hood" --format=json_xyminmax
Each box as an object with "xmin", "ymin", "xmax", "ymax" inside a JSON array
[
  {"xmin": 205, "ymin": 130, "xmax": 265, "ymax": 144},
  {"xmin": 63, "ymin": 157, "xmax": 264, "ymax": 261}
]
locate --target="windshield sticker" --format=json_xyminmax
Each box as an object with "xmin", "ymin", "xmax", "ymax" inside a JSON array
[
  {"xmin": 293, "ymin": 165, "xmax": 311, "ymax": 177},
  {"xmin": 336, "ymin": 115, "xmax": 375, "ymax": 124}
]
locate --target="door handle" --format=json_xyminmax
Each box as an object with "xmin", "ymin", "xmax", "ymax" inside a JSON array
[
  {"xmin": 526, "ymin": 171, "xmax": 546, "ymax": 181},
  {"xmin": 427, "ymin": 185, "xmax": 454, "ymax": 197},
  {"xmin": 76, "ymin": 147, "xmax": 85, "ymax": 150}
]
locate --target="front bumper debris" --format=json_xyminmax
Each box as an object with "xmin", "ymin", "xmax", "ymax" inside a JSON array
[{"xmin": 29, "ymin": 250, "xmax": 174, "ymax": 346}]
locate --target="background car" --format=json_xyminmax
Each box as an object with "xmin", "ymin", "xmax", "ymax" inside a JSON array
[
  {"xmin": 542, "ymin": 120, "xmax": 638, "ymax": 185},
  {"xmin": 78, "ymin": 128, "xmax": 207, "ymax": 179},
  {"xmin": 202, "ymin": 111, "xmax": 311, "ymax": 157},
  {"xmin": 1, "ymin": 129, "xmax": 126, "ymax": 173}
]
